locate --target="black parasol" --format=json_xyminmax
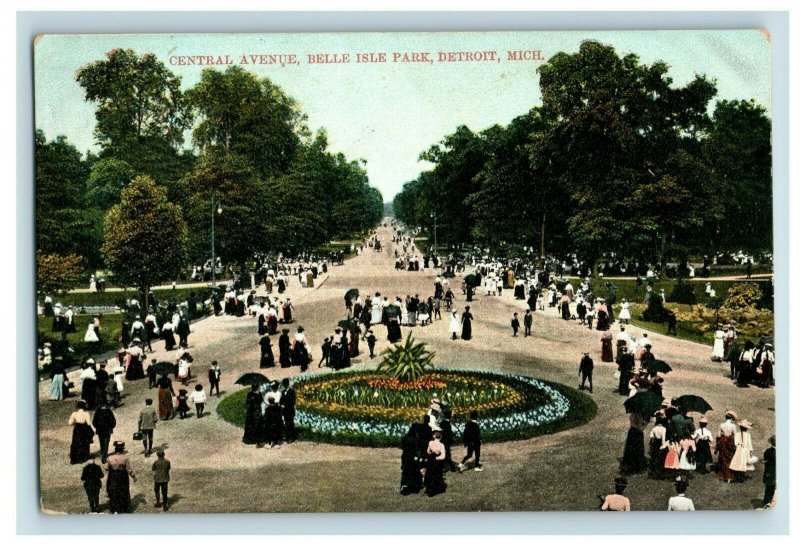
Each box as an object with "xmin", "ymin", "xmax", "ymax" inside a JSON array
[
  {"xmin": 674, "ymin": 395, "xmax": 713, "ymax": 414},
  {"xmin": 623, "ymin": 391, "xmax": 664, "ymax": 417},
  {"xmin": 148, "ymin": 361, "xmax": 177, "ymax": 376},
  {"xmin": 235, "ymin": 372, "xmax": 270, "ymax": 386},
  {"xmin": 344, "ymin": 288, "xmax": 360, "ymax": 302},
  {"xmin": 647, "ymin": 359, "xmax": 672, "ymax": 374}
]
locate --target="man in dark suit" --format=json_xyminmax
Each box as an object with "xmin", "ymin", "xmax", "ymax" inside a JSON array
[
  {"xmin": 459, "ymin": 411, "xmax": 483, "ymax": 472},
  {"xmin": 523, "ymin": 309, "xmax": 533, "ymax": 337},
  {"xmin": 281, "ymin": 378, "xmax": 297, "ymax": 442},
  {"xmin": 81, "ymin": 458, "xmax": 104, "ymax": 513},
  {"xmin": 763, "ymin": 435, "xmax": 776, "ymax": 508},
  {"xmin": 579, "ymin": 352, "xmax": 594, "ymax": 393},
  {"xmin": 92, "ymin": 402, "xmax": 117, "ymax": 463},
  {"xmin": 208, "ymin": 361, "xmax": 222, "ymax": 397}
]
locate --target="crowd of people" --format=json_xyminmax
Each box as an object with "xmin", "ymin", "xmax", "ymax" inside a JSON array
[{"xmin": 40, "ymin": 220, "xmax": 777, "ymax": 513}]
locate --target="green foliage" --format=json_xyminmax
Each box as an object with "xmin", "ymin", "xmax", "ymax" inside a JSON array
[
  {"xmin": 101, "ymin": 175, "xmax": 187, "ymax": 304},
  {"xmin": 393, "ymin": 40, "xmax": 772, "ymax": 264},
  {"xmin": 376, "ymin": 333, "xmax": 436, "ymax": 382},
  {"xmin": 86, "ymin": 158, "xmax": 135, "ymax": 209},
  {"xmin": 36, "ymin": 252, "xmax": 85, "ymax": 295},
  {"xmin": 667, "ymin": 279, "xmax": 697, "ymax": 305},
  {"xmin": 722, "ymin": 282, "xmax": 763, "ymax": 309},
  {"xmin": 76, "ymin": 48, "xmax": 193, "ymax": 149},
  {"xmin": 35, "ymin": 130, "xmax": 103, "ymax": 268},
  {"xmin": 704, "ymin": 100, "xmax": 772, "ymax": 253},
  {"xmin": 642, "ymin": 292, "xmax": 669, "ymax": 323},
  {"xmin": 186, "ymin": 66, "xmax": 303, "ymax": 179}
]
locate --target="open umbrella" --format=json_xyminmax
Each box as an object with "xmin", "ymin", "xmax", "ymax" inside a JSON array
[
  {"xmin": 646, "ymin": 359, "xmax": 672, "ymax": 374},
  {"xmin": 344, "ymin": 288, "xmax": 359, "ymax": 302},
  {"xmin": 674, "ymin": 395, "xmax": 713, "ymax": 414},
  {"xmin": 338, "ymin": 318, "xmax": 357, "ymax": 331},
  {"xmin": 464, "ymin": 272, "xmax": 483, "ymax": 287},
  {"xmin": 624, "ymin": 391, "xmax": 664, "ymax": 417},
  {"xmin": 148, "ymin": 361, "xmax": 176, "ymax": 376},
  {"xmin": 385, "ymin": 305, "xmax": 401, "ymax": 318},
  {"xmin": 235, "ymin": 372, "xmax": 270, "ymax": 386}
]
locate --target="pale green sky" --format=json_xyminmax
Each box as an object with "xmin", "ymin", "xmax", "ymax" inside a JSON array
[{"xmin": 34, "ymin": 30, "xmax": 771, "ymax": 200}]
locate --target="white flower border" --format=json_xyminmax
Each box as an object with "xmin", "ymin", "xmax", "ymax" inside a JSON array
[{"xmin": 293, "ymin": 368, "xmax": 571, "ymax": 441}]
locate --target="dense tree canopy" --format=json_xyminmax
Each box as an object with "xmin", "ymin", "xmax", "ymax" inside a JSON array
[
  {"xmin": 36, "ymin": 49, "xmax": 383, "ymax": 295},
  {"xmin": 393, "ymin": 41, "xmax": 772, "ymax": 267},
  {"xmin": 186, "ymin": 66, "xmax": 304, "ymax": 179},
  {"xmin": 102, "ymin": 175, "xmax": 188, "ymax": 307}
]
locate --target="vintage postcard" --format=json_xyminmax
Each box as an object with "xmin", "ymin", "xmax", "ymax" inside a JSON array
[{"xmin": 34, "ymin": 30, "xmax": 775, "ymax": 513}]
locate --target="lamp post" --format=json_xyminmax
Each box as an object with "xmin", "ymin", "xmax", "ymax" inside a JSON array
[
  {"xmin": 211, "ymin": 191, "xmax": 222, "ymax": 287},
  {"xmin": 430, "ymin": 212, "xmax": 438, "ymax": 256}
]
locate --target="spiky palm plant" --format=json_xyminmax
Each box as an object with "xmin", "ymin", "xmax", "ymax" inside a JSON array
[{"xmin": 377, "ymin": 332, "xmax": 436, "ymax": 382}]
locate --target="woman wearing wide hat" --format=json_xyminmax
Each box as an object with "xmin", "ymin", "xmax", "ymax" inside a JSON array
[
  {"xmin": 68, "ymin": 400, "xmax": 94, "ymax": 464},
  {"xmin": 106, "ymin": 441, "xmax": 136, "ymax": 513}
]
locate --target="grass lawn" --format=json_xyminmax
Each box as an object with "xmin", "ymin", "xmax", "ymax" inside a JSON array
[
  {"xmin": 588, "ymin": 278, "xmax": 770, "ymax": 307},
  {"xmin": 37, "ymin": 313, "xmax": 124, "ymax": 370},
  {"xmin": 50, "ymin": 286, "xmax": 215, "ymax": 309},
  {"xmin": 620, "ymin": 303, "xmax": 713, "ymax": 346}
]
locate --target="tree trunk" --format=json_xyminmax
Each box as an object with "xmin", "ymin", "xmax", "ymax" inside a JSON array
[
  {"xmin": 539, "ymin": 213, "xmax": 547, "ymax": 259},
  {"xmin": 141, "ymin": 285, "xmax": 150, "ymax": 313},
  {"xmin": 659, "ymin": 232, "xmax": 669, "ymax": 278}
]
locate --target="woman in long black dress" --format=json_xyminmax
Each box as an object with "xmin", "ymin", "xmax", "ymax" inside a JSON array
[
  {"xmin": 400, "ymin": 430, "xmax": 423, "ymax": 495},
  {"xmin": 264, "ymin": 396, "xmax": 284, "ymax": 448},
  {"xmin": 243, "ymin": 385, "xmax": 265, "ymax": 445},
  {"xmin": 461, "ymin": 306, "xmax": 473, "ymax": 341},
  {"xmin": 259, "ymin": 335, "xmax": 275, "ymax": 368},
  {"xmin": 387, "ymin": 317, "xmax": 402, "ymax": 343},
  {"xmin": 258, "ymin": 312, "xmax": 267, "ymax": 335},
  {"xmin": 68, "ymin": 400, "xmax": 94, "ymax": 464},
  {"xmin": 125, "ymin": 344, "xmax": 146, "ymax": 381},
  {"xmin": 424, "ymin": 431, "xmax": 447, "ymax": 497},
  {"xmin": 278, "ymin": 330, "xmax": 292, "ymax": 368},
  {"xmin": 620, "ymin": 412, "xmax": 648, "ymax": 475}
]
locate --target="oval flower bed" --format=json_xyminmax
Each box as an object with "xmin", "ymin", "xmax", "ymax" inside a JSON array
[{"xmin": 218, "ymin": 369, "xmax": 596, "ymax": 447}]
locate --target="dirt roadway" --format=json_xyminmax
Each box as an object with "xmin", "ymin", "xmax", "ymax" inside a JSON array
[{"xmin": 38, "ymin": 225, "xmax": 775, "ymax": 513}]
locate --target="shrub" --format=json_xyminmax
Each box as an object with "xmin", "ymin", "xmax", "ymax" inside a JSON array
[
  {"xmin": 723, "ymin": 283, "xmax": 763, "ymax": 309},
  {"xmin": 642, "ymin": 292, "xmax": 669, "ymax": 323},
  {"xmin": 376, "ymin": 332, "xmax": 435, "ymax": 382},
  {"xmin": 667, "ymin": 279, "xmax": 697, "ymax": 305}
]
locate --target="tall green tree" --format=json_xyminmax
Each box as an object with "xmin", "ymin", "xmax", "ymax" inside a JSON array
[
  {"xmin": 704, "ymin": 99, "xmax": 772, "ymax": 253},
  {"xmin": 76, "ymin": 48, "xmax": 192, "ymax": 149},
  {"xmin": 183, "ymin": 152, "xmax": 270, "ymax": 270},
  {"xmin": 85, "ymin": 158, "xmax": 135, "ymax": 209},
  {"xmin": 35, "ymin": 130, "xmax": 102, "ymax": 268},
  {"xmin": 537, "ymin": 40, "xmax": 718, "ymax": 272},
  {"xmin": 102, "ymin": 175, "xmax": 187, "ymax": 309},
  {"xmin": 186, "ymin": 66, "xmax": 304, "ymax": 179}
]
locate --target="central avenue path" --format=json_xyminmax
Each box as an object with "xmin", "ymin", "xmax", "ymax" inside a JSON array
[{"xmin": 38, "ymin": 223, "xmax": 774, "ymax": 513}]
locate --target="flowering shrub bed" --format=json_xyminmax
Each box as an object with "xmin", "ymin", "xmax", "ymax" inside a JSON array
[{"xmin": 219, "ymin": 369, "xmax": 597, "ymax": 447}]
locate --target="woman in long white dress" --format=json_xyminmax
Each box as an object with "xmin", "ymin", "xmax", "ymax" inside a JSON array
[
  {"xmin": 84, "ymin": 321, "xmax": 100, "ymax": 343},
  {"xmin": 712, "ymin": 326, "xmax": 725, "ymax": 361},
  {"xmin": 618, "ymin": 299, "xmax": 631, "ymax": 324},
  {"xmin": 729, "ymin": 420, "xmax": 756, "ymax": 473},
  {"xmin": 449, "ymin": 310, "xmax": 460, "ymax": 340},
  {"xmin": 370, "ymin": 294, "xmax": 383, "ymax": 324}
]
